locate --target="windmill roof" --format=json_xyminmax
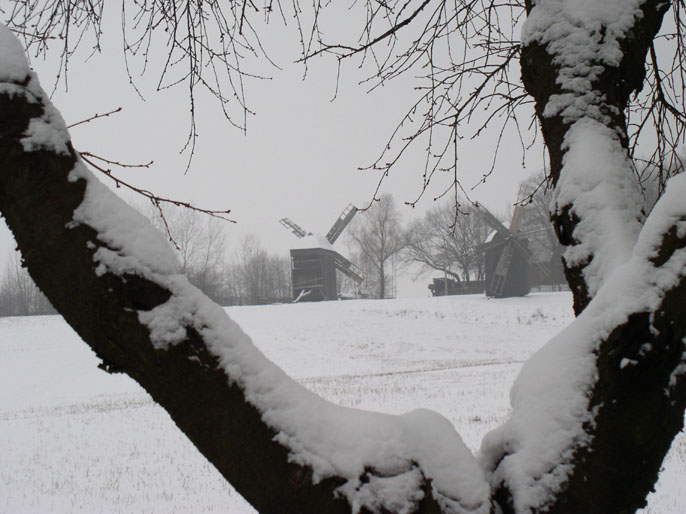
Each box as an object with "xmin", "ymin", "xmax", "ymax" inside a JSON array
[{"xmin": 290, "ymin": 234, "xmax": 336, "ymax": 252}]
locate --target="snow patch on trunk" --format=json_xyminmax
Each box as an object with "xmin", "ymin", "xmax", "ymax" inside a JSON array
[
  {"xmin": 69, "ymin": 162, "xmax": 181, "ymax": 279},
  {"xmin": 0, "ymin": 25, "xmax": 31, "ymax": 82},
  {"xmin": 337, "ymin": 468, "xmax": 425, "ymax": 514},
  {"xmin": 554, "ymin": 119, "xmax": 643, "ymax": 296},
  {"xmin": 0, "ymin": 25, "xmax": 71, "ymax": 155},
  {"xmin": 522, "ymin": 0, "xmax": 644, "ymax": 122}
]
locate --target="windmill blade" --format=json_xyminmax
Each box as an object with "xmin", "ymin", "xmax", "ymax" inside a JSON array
[
  {"xmin": 334, "ymin": 253, "xmax": 364, "ymax": 283},
  {"xmin": 488, "ymin": 239, "xmax": 516, "ymax": 297},
  {"xmin": 509, "ymin": 204, "xmax": 526, "ymax": 233},
  {"xmin": 279, "ymin": 218, "xmax": 311, "ymax": 238},
  {"xmin": 473, "ymin": 203, "xmax": 513, "ymax": 238},
  {"xmin": 326, "ymin": 204, "xmax": 358, "ymax": 244}
]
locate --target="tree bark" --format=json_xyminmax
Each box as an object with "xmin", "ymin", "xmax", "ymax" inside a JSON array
[{"xmin": 549, "ymin": 290, "xmax": 686, "ymax": 514}]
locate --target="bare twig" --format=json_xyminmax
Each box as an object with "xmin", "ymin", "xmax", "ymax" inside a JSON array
[
  {"xmin": 67, "ymin": 107, "xmax": 122, "ymax": 129},
  {"xmin": 79, "ymin": 151, "xmax": 235, "ymax": 248}
]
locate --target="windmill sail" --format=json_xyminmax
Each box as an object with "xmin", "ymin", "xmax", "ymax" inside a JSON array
[
  {"xmin": 334, "ymin": 253, "xmax": 363, "ymax": 283},
  {"xmin": 473, "ymin": 202, "xmax": 511, "ymax": 236},
  {"xmin": 326, "ymin": 204, "xmax": 358, "ymax": 244},
  {"xmin": 509, "ymin": 204, "xmax": 526, "ymax": 233},
  {"xmin": 279, "ymin": 218, "xmax": 311, "ymax": 238}
]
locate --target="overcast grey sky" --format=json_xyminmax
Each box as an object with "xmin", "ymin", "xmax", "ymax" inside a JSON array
[{"xmin": 0, "ymin": 6, "xmax": 544, "ymax": 296}]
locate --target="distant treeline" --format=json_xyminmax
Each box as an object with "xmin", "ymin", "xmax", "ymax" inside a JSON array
[
  {"xmin": 0, "ymin": 205, "xmax": 292, "ymax": 317},
  {"xmin": 0, "ymin": 252, "xmax": 55, "ymax": 316}
]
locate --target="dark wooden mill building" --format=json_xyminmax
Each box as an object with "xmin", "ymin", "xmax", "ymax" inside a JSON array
[
  {"xmin": 474, "ymin": 203, "xmax": 550, "ymax": 298},
  {"xmin": 280, "ymin": 204, "xmax": 363, "ymax": 302},
  {"xmin": 427, "ymin": 202, "xmax": 562, "ymax": 299}
]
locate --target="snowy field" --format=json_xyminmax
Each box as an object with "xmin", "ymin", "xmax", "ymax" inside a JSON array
[{"xmin": 1, "ymin": 292, "xmax": 684, "ymax": 513}]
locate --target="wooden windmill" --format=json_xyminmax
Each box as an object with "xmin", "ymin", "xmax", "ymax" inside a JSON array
[
  {"xmin": 280, "ymin": 204, "xmax": 363, "ymax": 302},
  {"xmin": 473, "ymin": 202, "xmax": 551, "ymax": 298}
]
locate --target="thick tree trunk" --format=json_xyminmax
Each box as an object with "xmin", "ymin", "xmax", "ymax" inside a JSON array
[
  {"xmin": 520, "ymin": 0, "xmax": 669, "ymax": 315},
  {"xmin": 0, "ymin": 76, "xmax": 349, "ymax": 514},
  {"xmin": 379, "ymin": 261, "xmax": 386, "ymax": 299},
  {"xmin": 481, "ymin": 1, "xmax": 686, "ymax": 512}
]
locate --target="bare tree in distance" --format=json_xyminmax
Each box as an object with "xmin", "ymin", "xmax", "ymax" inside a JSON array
[
  {"xmin": 263, "ymin": 254, "xmax": 292, "ymax": 303},
  {"xmin": 194, "ymin": 216, "xmax": 229, "ymax": 300},
  {"xmin": 146, "ymin": 208, "xmax": 288, "ymax": 305},
  {"xmin": 235, "ymin": 233, "xmax": 269, "ymax": 305},
  {"xmin": 405, "ymin": 203, "xmax": 491, "ymax": 283},
  {"xmin": 2, "ymin": 1, "xmax": 686, "ymax": 513},
  {"xmin": 0, "ymin": 251, "xmax": 54, "ymax": 316},
  {"xmin": 231, "ymin": 233, "xmax": 291, "ymax": 305},
  {"xmin": 148, "ymin": 206, "xmax": 203, "ymax": 274},
  {"xmin": 146, "ymin": 204, "xmax": 228, "ymax": 301},
  {"xmin": 347, "ymin": 195, "xmax": 407, "ymax": 299}
]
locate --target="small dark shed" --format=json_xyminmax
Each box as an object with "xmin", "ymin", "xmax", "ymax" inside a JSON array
[{"xmin": 428, "ymin": 278, "xmax": 486, "ymax": 296}]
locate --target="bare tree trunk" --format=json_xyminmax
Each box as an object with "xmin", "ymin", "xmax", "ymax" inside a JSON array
[{"xmin": 379, "ymin": 262, "xmax": 386, "ymax": 299}]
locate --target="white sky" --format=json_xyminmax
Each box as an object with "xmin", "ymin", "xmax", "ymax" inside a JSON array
[{"xmin": 0, "ymin": 6, "xmax": 545, "ymax": 296}]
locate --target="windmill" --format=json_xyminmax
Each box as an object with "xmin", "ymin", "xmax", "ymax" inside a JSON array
[
  {"xmin": 279, "ymin": 204, "xmax": 363, "ymax": 302},
  {"xmin": 473, "ymin": 202, "xmax": 551, "ymax": 298}
]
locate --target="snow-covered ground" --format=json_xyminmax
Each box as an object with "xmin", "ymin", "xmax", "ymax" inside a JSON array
[{"xmin": 0, "ymin": 292, "xmax": 683, "ymax": 513}]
